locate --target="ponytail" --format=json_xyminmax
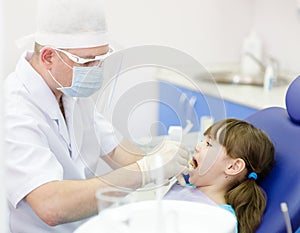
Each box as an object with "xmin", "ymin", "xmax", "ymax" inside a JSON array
[{"xmin": 225, "ymin": 179, "xmax": 266, "ymax": 233}]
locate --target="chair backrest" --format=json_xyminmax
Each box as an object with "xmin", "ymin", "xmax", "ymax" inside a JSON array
[{"xmin": 246, "ymin": 76, "xmax": 300, "ymax": 233}]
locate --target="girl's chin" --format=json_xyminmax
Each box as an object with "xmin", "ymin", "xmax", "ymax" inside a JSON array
[{"xmin": 187, "ymin": 173, "xmax": 196, "ymax": 183}]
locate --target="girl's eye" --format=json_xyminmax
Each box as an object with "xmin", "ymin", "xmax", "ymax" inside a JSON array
[{"xmin": 206, "ymin": 141, "xmax": 212, "ymax": 147}]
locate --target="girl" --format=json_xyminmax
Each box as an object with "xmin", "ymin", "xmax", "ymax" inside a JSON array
[{"xmin": 164, "ymin": 118, "xmax": 275, "ymax": 233}]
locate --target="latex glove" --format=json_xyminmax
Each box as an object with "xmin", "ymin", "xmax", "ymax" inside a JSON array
[{"xmin": 136, "ymin": 140, "xmax": 189, "ymax": 186}]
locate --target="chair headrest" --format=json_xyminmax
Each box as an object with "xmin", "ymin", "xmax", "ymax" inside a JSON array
[{"xmin": 286, "ymin": 76, "xmax": 300, "ymax": 124}]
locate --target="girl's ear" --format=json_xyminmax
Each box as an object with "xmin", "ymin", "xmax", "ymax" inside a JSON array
[
  {"xmin": 225, "ymin": 158, "xmax": 246, "ymax": 176},
  {"xmin": 40, "ymin": 47, "xmax": 55, "ymax": 69}
]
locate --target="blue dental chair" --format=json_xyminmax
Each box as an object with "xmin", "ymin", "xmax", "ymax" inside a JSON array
[{"xmin": 246, "ymin": 76, "xmax": 300, "ymax": 233}]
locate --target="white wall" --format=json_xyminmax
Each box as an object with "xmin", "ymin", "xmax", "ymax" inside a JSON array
[
  {"xmin": 104, "ymin": 0, "xmax": 254, "ymax": 67},
  {"xmin": 254, "ymin": 0, "xmax": 300, "ymax": 74},
  {"xmin": 3, "ymin": 0, "xmax": 37, "ymax": 77}
]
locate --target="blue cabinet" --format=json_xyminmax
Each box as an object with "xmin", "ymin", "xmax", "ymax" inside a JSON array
[{"xmin": 158, "ymin": 81, "xmax": 258, "ymax": 135}]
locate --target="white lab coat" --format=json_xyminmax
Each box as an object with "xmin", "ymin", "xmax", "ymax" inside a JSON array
[{"xmin": 5, "ymin": 52, "xmax": 120, "ymax": 233}]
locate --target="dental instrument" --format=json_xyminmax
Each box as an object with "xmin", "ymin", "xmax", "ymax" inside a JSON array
[{"xmin": 280, "ymin": 202, "xmax": 293, "ymax": 233}]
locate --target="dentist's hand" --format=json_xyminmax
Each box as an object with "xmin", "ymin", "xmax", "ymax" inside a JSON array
[{"xmin": 136, "ymin": 140, "xmax": 189, "ymax": 186}]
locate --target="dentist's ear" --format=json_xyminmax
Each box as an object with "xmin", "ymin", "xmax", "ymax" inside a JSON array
[
  {"xmin": 225, "ymin": 158, "xmax": 246, "ymax": 176},
  {"xmin": 40, "ymin": 47, "xmax": 55, "ymax": 69}
]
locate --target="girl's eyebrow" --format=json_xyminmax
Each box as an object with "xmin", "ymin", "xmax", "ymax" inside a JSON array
[{"xmin": 205, "ymin": 135, "xmax": 212, "ymax": 140}]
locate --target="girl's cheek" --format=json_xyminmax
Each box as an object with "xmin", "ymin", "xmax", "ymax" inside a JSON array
[
  {"xmin": 188, "ymin": 165, "xmax": 199, "ymax": 177},
  {"xmin": 188, "ymin": 169, "xmax": 194, "ymax": 176}
]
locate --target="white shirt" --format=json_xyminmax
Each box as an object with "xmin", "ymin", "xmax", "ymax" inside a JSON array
[{"xmin": 5, "ymin": 52, "xmax": 120, "ymax": 233}]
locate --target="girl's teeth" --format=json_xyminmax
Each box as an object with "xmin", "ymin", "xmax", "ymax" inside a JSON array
[{"xmin": 188, "ymin": 159, "xmax": 197, "ymax": 170}]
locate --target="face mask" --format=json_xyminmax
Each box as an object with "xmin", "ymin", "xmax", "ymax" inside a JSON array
[
  {"xmin": 50, "ymin": 66, "xmax": 104, "ymax": 97},
  {"xmin": 48, "ymin": 53, "xmax": 104, "ymax": 97}
]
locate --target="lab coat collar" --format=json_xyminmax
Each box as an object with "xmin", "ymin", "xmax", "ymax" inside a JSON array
[
  {"xmin": 16, "ymin": 51, "xmax": 61, "ymax": 120},
  {"xmin": 63, "ymin": 96, "xmax": 83, "ymax": 160},
  {"xmin": 16, "ymin": 51, "xmax": 75, "ymax": 152}
]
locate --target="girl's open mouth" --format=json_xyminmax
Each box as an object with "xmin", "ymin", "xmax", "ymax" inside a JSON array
[{"xmin": 189, "ymin": 157, "xmax": 198, "ymax": 170}]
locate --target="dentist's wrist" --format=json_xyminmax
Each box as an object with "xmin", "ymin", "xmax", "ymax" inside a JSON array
[{"xmin": 136, "ymin": 157, "xmax": 150, "ymax": 187}]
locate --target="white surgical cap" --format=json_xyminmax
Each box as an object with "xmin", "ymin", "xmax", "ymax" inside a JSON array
[{"xmin": 35, "ymin": 0, "xmax": 108, "ymax": 48}]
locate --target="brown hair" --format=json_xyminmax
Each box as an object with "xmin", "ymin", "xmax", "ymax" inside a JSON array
[{"xmin": 204, "ymin": 118, "xmax": 275, "ymax": 233}]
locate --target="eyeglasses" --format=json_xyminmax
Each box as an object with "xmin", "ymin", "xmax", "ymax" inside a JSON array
[{"xmin": 53, "ymin": 47, "xmax": 114, "ymax": 65}]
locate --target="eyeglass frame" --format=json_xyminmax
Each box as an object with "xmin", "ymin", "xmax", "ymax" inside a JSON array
[
  {"xmin": 55, "ymin": 47, "xmax": 114, "ymax": 65},
  {"xmin": 42, "ymin": 46, "xmax": 114, "ymax": 65}
]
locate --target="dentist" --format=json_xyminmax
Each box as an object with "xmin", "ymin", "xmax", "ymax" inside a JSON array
[{"xmin": 4, "ymin": 0, "xmax": 189, "ymax": 232}]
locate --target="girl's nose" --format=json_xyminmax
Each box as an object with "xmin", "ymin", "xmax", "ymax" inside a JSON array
[{"xmin": 195, "ymin": 143, "xmax": 202, "ymax": 152}]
